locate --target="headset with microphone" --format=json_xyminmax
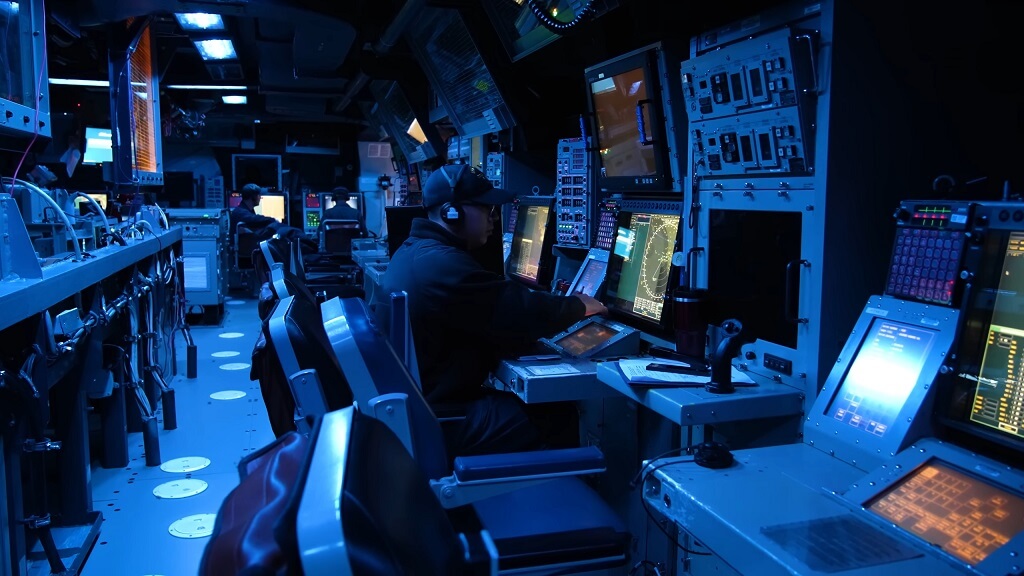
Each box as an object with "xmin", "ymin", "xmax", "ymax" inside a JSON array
[{"xmin": 438, "ymin": 164, "xmax": 468, "ymax": 224}]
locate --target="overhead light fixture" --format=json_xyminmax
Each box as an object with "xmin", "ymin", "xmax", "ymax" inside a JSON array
[
  {"xmin": 222, "ymin": 95, "xmax": 247, "ymax": 105},
  {"xmin": 192, "ymin": 38, "xmax": 237, "ymax": 61},
  {"xmin": 406, "ymin": 118, "xmax": 428, "ymax": 144},
  {"xmin": 49, "ymin": 78, "xmax": 109, "ymax": 87},
  {"xmin": 165, "ymin": 84, "xmax": 247, "ymax": 90},
  {"xmin": 175, "ymin": 13, "xmax": 225, "ymax": 31}
]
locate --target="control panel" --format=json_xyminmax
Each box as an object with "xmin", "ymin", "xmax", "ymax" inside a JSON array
[
  {"xmin": 886, "ymin": 201, "xmax": 972, "ymax": 307},
  {"xmin": 681, "ymin": 28, "xmax": 815, "ymax": 121},
  {"xmin": 554, "ymin": 137, "xmax": 591, "ymax": 246},
  {"xmin": 303, "ymin": 192, "xmax": 321, "ymax": 235},
  {"xmin": 683, "ymin": 26, "xmax": 817, "ymax": 179},
  {"xmin": 690, "ymin": 106, "xmax": 811, "ymax": 177}
]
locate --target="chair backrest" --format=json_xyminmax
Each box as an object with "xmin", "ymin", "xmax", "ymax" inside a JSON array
[
  {"xmin": 256, "ymin": 237, "xmax": 296, "ymax": 286},
  {"xmin": 320, "ymin": 219, "xmax": 362, "ymax": 256},
  {"xmin": 268, "ymin": 295, "xmax": 354, "ymax": 430},
  {"xmin": 297, "ymin": 407, "xmax": 482, "ymax": 575},
  {"xmin": 235, "ymin": 223, "xmax": 258, "ymax": 270},
  {"xmin": 388, "ymin": 291, "xmax": 422, "ymax": 390},
  {"xmin": 322, "ymin": 296, "xmax": 449, "ymax": 480}
]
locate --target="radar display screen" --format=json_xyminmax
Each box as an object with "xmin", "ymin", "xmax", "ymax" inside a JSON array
[
  {"xmin": 867, "ymin": 459, "xmax": 1024, "ymax": 564},
  {"xmin": 605, "ymin": 212, "xmax": 680, "ymax": 324}
]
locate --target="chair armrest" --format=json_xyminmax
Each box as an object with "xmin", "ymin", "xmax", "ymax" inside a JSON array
[
  {"xmin": 431, "ymin": 446, "xmax": 606, "ymax": 509},
  {"xmin": 453, "ymin": 446, "xmax": 605, "ymax": 483}
]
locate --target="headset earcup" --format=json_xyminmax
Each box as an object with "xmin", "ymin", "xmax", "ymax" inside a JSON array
[{"xmin": 441, "ymin": 202, "xmax": 462, "ymax": 224}]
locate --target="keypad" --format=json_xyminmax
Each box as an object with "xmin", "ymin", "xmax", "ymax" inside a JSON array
[{"xmin": 885, "ymin": 228, "xmax": 963, "ymax": 305}]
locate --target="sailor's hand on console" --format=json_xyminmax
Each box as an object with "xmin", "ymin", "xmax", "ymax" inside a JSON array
[{"xmin": 575, "ymin": 294, "xmax": 608, "ymax": 317}]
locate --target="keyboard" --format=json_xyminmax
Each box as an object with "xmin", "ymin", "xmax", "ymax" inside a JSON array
[
  {"xmin": 885, "ymin": 227, "xmax": 964, "ymax": 305},
  {"xmin": 762, "ymin": 515, "xmax": 920, "ymax": 573}
]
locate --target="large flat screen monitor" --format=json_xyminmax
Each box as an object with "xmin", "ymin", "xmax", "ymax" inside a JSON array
[
  {"xmin": 506, "ymin": 196, "xmax": 556, "ymax": 290},
  {"xmin": 584, "ymin": 44, "xmax": 673, "ymax": 194},
  {"xmin": 603, "ymin": 204, "xmax": 681, "ymax": 335},
  {"xmin": 232, "ymin": 154, "xmax": 282, "ymax": 192},
  {"xmin": 941, "ymin": 224, "xmax": 1024, "ymax": 457}
]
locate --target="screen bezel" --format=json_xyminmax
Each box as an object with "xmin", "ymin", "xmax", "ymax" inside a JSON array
[
  {"xmin": 505, "ymin": 196, "xmax": 557, "ymax": 290},
  {"xmin": 584, "ymin": 47, "xmax": 672, "ymax": 194},
  {"xmin": 602, "ymin": 202, "xmax": 682, "ymax": 339}
]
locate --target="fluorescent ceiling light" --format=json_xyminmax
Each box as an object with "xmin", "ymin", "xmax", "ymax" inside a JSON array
[
  {"xmin": 222, "ymin": 95, "xmax": 247, "ymax": 105},
  {"xmin": 193, "ymin": 38, "xmax": 236, "ymax": 61},
  {"xmin": 406, "ymin": 118, "xmax": 428, "ymax": 144},
  {"xmin": 175, "ymin": 13, "xmax": 225, "ymax": 31},
  {"xmin": 49, "ymin": 78, "xmax": 109, "ymax": 87},
  {"xmin": 165, "ymin": 84, "xmax": 247, "ymax": 90}
]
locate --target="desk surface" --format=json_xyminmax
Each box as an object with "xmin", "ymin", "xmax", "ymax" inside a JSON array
[
  {"xmin": 596, "ymin": 360, "xmax": 804, "ymax": 426},
  {"xmin": 0, "ymin": 227, "xmax": 182, "ymax": 332},
  {"xmin": 646, "ymin": 442, "xmax": 985, "ymax": 576}
]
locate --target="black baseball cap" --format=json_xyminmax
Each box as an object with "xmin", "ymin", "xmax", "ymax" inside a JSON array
[
  {"xmin": 422, "ymin": 164, "xmax": 514, "ymax": 209},
  {"xmin": 240, "ymin": 183, "xmax": 266, "ymax": 199}
]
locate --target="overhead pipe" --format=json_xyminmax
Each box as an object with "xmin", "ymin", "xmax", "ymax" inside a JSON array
[{"xmin": 333, "ymin": 0, "xmax": 426, "ymax": 113}]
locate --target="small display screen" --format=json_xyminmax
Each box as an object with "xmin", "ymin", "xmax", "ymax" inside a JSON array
[
  {"xmin": 553, "ymin": 322, "xmax": 619, "ymax": 356},
  {"xmin": 570, "ymin": 257, "xmax": 608, "ymax": 297},
  {"xmin": 305, "ymin": 193, "xmax": 320, "ymax": 209},
  {"xmin": 867, "ymin": 459, "xmax": 1024, "ymax": 564},
  {"xmin": 825, "ymin": 318, "xmax": 936, "ymax": 438}
]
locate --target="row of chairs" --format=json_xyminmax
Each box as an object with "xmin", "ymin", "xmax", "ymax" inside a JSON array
[{"xmin": 202, "ymin": 239, "xmax": 633, "ymax": 574}]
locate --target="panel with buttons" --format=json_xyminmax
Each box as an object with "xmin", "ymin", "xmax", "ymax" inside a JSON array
[{"xmin": 886, "ymin": 201, "xmax": 973, "ymax": 306}]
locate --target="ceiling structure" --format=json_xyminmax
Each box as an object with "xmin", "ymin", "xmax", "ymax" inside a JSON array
[{"xmin": 40, "ymin": 0, "xmax": 799, "ymax": 157}]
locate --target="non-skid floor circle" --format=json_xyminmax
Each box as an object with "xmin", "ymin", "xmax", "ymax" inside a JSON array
[
  {"xmin": 210, "ymin": 390, "xmax": 246, "ymax": 400},
  {"xmin": 218, "ymin": 332, "xmax": 245, "ymax": 339},
  {"xmin": 160, "ymin": 456, "xmax": 211, "ymax": 473},
  {"xmin": 168, "ymin": 514, "xmax": 216, "ymax": 539},
  {"xmin": 219, "ymin": 362, "xmax": 251, "ymax": 371},
  {"xmin": 153, "ymin": 478, "xmax": 209, "ymax": 499},
  {"xmin": 211, "ymin": 351, "xmax": 240, "ymax": 358}
]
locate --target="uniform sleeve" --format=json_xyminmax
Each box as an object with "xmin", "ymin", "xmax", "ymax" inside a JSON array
[{"xmin": 437, "ymin": 251, "xmax": 587, "ymax": 343}]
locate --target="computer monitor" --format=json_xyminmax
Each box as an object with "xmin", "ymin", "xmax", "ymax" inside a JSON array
[
  {"xmin": 823, "ymin": 318, "xmax": 937, "ymax": 438},
  {"xmin": 567, "ymin": 249, "xmax": 610, "ymax": 298},
  {"xmin": 583, "ymin": 44, "xmax": 675, "ymax": 194},
  {"xmin": 256, "ymin": 193, "xmax": 286, "ymax": 223},
  {"xmin": 385, "ymin": 205, "xmax": 426, "ymax": 257},
  {"xmin": 320, "ymin": 192, "xmax": 360, "ymax": 216},
  {"xmin": 603, "ymin": 204, "xmax": 681, "ymax": 335},
  {"xmin": 82, "ymin": 127, "xmax": 113, "ymax": 165},
  {"xmin": 940, "ymin": 225, "xmax": 1024, "ymax": 457},
  {"xmin": 506, "ymin": 196, "xmax": 556, "ymax": 290},
  {"xmin": 228, "ymin": 192, "xmax": 242, "ymax": 209}
]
